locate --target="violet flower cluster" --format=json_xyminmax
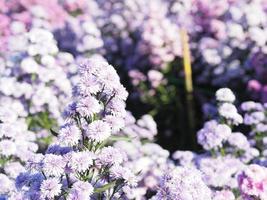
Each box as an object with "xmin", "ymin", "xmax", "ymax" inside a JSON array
[
  {"xmin": 114, "ymin": 112, "xmax": 172, "ymax": 199},
  {"xmin": 0, "ymin": 106, "xmax": 38, "ymax": 199},
  {"xmin": 13, "ymin": 59, "xmax": 139, "ymax": 200},
  {"xmin": 173, "ymin": 88, "xmax": 267, "ymax": 199}
]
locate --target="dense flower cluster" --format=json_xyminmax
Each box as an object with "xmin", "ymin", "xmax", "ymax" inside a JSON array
[
  {"xmin": 0, "ymin": 106, "xmax": 38, "ymax": 198},
  {"xmin": 151, "ymin": 167, "xmax": 212, "ymax": 200},
  {"xmin": 13, "ymin": 59, "xmax": 138, "ymax": 199},
  {"xmin": 1, "ymin": 26, "xmax": 73, "ymax": 124},
  {"xmin": 173, "ymin": 88, "xmax": 267, "ymax": 199},
  {"xmin": 114, "ymin": 112, "xmax": 171, "ymax": 199}
]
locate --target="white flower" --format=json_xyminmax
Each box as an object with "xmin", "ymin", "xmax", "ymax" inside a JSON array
[{"xmin": 216, "ymin": 88, "xmax": 235, "ymax": 103}]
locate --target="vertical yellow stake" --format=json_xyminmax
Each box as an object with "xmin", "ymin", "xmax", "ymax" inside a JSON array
[
  {"xmin": 181, "ymin": 28, "xmax": 193, "ymax": 93},
  {"xmin": 180, "ymin": 28, "xmax": 197, "ymax": 149}
]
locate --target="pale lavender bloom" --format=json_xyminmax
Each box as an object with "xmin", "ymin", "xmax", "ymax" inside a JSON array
[
  {"xmin": 86, "ymin": 120, "xmax": 111, "ymax": 142},
  {"xmin": 4, "ymin": 162, "xmax": 26, "ymax": 178},
  {"xmin": 58, "ymin": 123, "xmax": 81, "ymax": 146},
  {"xmin": 152, "ymin": 167, "xmax": 212, "ymax": 200},
  {"xmin": 241, "ymin": 148, "xmax": 260, "ymax": 163},
  {"xmin": 79, "ymin": 58, "xmax": 106, "ymax": 76},
  {"xmin": 0, "ymin": 174, "xmax": 13, "ymax": 194},
  {"xmin": 67, "ymin": 181, "xmax": 94, "ymax": 200},
  {"xmin": 98, "ymin": 64, "xmax": 121, "ymax": 92},
  {"xmin": 67, "ymin": 151, "xmax": 94, "ymax": 172},
  {"xmin": 0, "ymin": 140, "xmax": 16, "ymax": 156},
  {"xmin": 113, "ymin": 84, "xmax": 129, "ymax": 101},
  {"xmin": 122, "ymin": 186, "xmax": 147, "ymax": 200},
  {"xmin": 43, "ymin": 154, "xmax": 66, "ymax": 177},
  {"xmin": 0, "ymin": 107, "xmax": 17, "ymax": 123},
  {"xmin": 197, "ymin": 156, "xmax": 245, "ymax": 188},
  {"xmin": 197, "ymin": 120, "xmax": 231, "ymax": 150},
  {"xmin": 172, "ymin": 150, "xmax": 195, "ymax": 166},
  {"xmin": 216, "ymin": 88, "xmax": 235, "ymax": 103},
  {"xmin": 212, "ymin": 190, "xmax": 235, "ymax": 200},
  {"xmin": 128, "ymin": 70, "xmax": 146, "ymax": 86},
  {"xmin": 0, "ymin": 122, "xmax": 18, "ymax": 138},
  {"xmin": 105, "ymin": 98, "xmax": 127, "ymax": 117},
  {"xmin": 110, "ymin": 165, "xmax": 137, "ymax": 187},
  {"xmin": 98, "ymin": 146, "xmax": 126, "ymax": 166},
  {"xmin": 243, "ymin": 111, "xmax": 265, "ymax": 125},
  {"xmin": 76, "ymin": 95, "xmax": 102, "ymax": 117},
  {"xmin": 78, "ymin": 74, "xmax": 101, "ymax": 96},
  {"xmin": 103, "ymin": 115, "xmax": 125, "ymax": 133},
  {"xmin": 136, "ymin": 114, "xmax": 157, "ymax": 139},
  {"xmin": 241, "ymin": 101, "xmax": 263, "ymax": 112},
  {"xmin": 147, "ymin": 70, "xmax": 163, "ymax": 88},
  {"xmin": 256, "ymin": 123, "xmax": 267, "ymax": 133},
  {"xmin": 40, "ymin": 178, "xmax": 62, "ymax": 199},
  {"xmin": 218, "ymin": 103, "xmax": 243, "ymax": 125},
  {"xmin": 27, "ymin": 154, "xmax": 44, "ymax": 171},
  {"xmin": 227, "ymin": 132, "xmax": 250, "ymax": 150}
]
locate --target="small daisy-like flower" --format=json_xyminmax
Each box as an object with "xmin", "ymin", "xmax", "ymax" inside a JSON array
[
  {"xmin": 86, "ymin": 120, "xmax": 111, "ymax": 142},
  {"xmin": 67, "ymin": 181, "xmax": 94, "ymax": 200},
  {"xmin": 58, "ymin": 123, "xmax": 81, "ymax": 146},
  {"xmin": 43, "ymin": 154, "xmax": 66, "ymax": 177},
  {"xmin": 76, "ymin": 95, "xmax": 102, "ymax": 117},
  {"xmin": 104, "ymin": 115, "xmax": 125, "ymax": 133},
  {"xmin": 40, "ymin": 178, "xmax": 62, "ymax": 199},
  {"xmin": 110, "ymin": 165, "xmax": 137, "ymax": 187},
  {"xmin": 78, "ymin": 75, "xmax": 101, "ymax": 95},
  {"xmin": 68, "ymin": 151, "xmax": 94, "ymax": 172},
  {"xmin": 98, "ymin": 146, "xmax": 126, "ymax": 166}
]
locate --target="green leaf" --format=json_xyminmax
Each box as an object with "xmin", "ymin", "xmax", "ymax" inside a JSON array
[
  {"xmin": 108, "ymin": 135, "xmax": 132, "ymax": 142},
  {"xmin": 94, "ymin": 181, "xmax": 117, "ymax": 193}
]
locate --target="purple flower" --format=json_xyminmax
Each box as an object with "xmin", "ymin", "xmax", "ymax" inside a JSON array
[
  {"xmin": 241, "ymin": 101, "xmax": 263, "ymax": 112},
  {"xmin": 40, "ymin": 178, "xmax": 62, "ymax": 199},
  {"xmin": 227, "ymin": 132, "xmax": 250, "ymax": 150},
  {"xmin": 197, "ymin": 120, "xmax": 231, "ymax": 150},
  {"xmin": 67, "ymin": 181, "xmax": 94, "ymax": 200},
  {"xmin": 78, "ymin": 74, "xmax": 101, "ymax": 96},
  {"xmin": 43, "ymin": 154, "xmax": 66, "ymax": 177},
  {"xmin": 86, "ymin": 120, "xmax": 111, "ymax": 142},
  {"xmin": 0, "ymin": 140, "xmax": 16, "ymax": 156},
  {"xmin": 152, "ymin": 167, "xmax": 212, "ymax": 200},
  {"xmin": 98, "ymin": 146, "xmax": 126, "ymax": 166},
  {"xmin": 243, "ymin": 111, "xmax": 265, "ymax": 125},
  {"xmin": 110, "ymin": 165, "xmax": 137, "ymax": 187},
  {"xmin": 218, "ymin": 103, "xmax": 243, "ymax": 125},
  {"xmin": 147, "ymin": 70, "xmax": 163, "ymax": 88},
  {"xmin": 76, "ymin": 95, "xmax": 102, "ymax": 117},
  {"xmin": 67, "ymin": 151, "xmax": 94, "ymax": 173},
  {"xmin": 238, "ymin": 164, "xmax": 267, "ymax": 200},
  {"xmin": 58, "ymin": 123, "xmax": 81, "ymax": 146}
]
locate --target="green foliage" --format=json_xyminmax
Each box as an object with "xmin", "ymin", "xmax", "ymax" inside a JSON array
[{"xmin": 26, "ymin": 111, "xmax": 57, "ymax": 130}]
